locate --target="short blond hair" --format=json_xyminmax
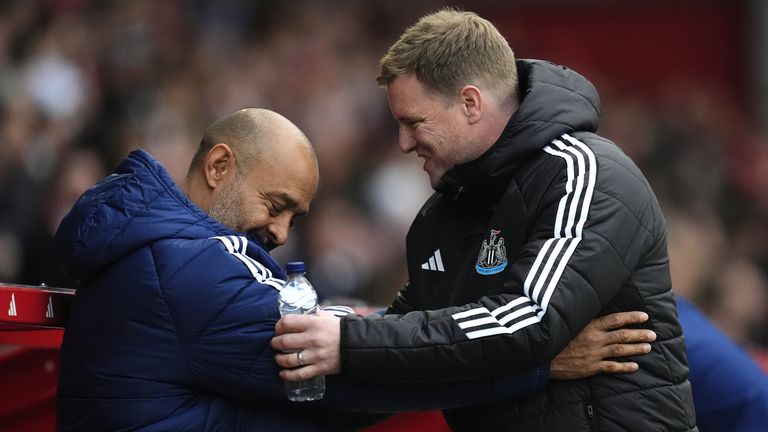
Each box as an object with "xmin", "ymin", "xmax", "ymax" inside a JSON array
[{"xmin": 378, "ymin": 9, "xmax": 517, "ymax": 100}]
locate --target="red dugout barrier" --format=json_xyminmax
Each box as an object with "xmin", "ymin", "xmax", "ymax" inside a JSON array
[{"xmin": 0, "ymin": 283, "xmax": 74, "ymax": 431}]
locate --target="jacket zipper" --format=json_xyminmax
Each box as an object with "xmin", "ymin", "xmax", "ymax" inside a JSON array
[
  {"xmin": 448, "ymin": 236, "xmax": 482, "ymax": 306},
  {"xmin": 585, "ymin": 402, "xmax": 600, "ymax": 431}
]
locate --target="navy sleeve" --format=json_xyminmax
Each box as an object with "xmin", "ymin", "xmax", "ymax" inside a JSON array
[
  {"xmin": 158, "ymin": 238, "xmax": 288, "ymax": 401},
  {"xmin": 677, "ymin": 296, "xmax": 768, "ymax": 431}
]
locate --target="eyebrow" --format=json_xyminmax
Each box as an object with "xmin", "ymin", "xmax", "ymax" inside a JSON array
[{"xmin": 396, "ymin": 115, "xmax": 420, "ymax": 124}]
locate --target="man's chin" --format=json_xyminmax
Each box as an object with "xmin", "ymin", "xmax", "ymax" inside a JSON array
[
  {"xmin": 244, "ymin": 230, "xmax": 276, "ymax": 251},
  {"xmin": 428, "ymin": 174, "xmax": 442, "ymax": 190}
]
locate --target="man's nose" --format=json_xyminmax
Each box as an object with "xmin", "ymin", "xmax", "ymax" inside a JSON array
[
  {"xmin": 399, "ymin": 127, "xmax": 417, "ymax": 153},
  {"xmin": 267, "ymin": 219, "xmax": 290, "ymax": 247}
]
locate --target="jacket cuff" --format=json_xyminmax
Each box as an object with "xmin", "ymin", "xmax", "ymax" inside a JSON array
[
  {"xmin": 339, "ymin": 314, "xmax": 352, "ymax": 375},
  {"xmin": 535, "ymin": 363, "xmax": 551, "ymax": 394}
]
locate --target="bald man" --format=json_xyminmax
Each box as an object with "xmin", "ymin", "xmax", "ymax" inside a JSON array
[
  {"xmin": 53, "ymin": 108, "xmax": 655, "ymax": 431},
  {"xmin": 183, "ymin": 108, "xmax": 318, "ymax": 251},
  {"xmin": 53, "ymin": 108, "xmax": 331, "ymax": 431}
]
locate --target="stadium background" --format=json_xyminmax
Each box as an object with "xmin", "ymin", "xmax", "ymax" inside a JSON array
[{"xmin": 0, "ymin": 0, "xmax": 766, "ymax": 430}]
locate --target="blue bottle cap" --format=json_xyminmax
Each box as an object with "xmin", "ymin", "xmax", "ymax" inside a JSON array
[{"xmin": 286, "ymin": 261, "xmax": 305, "ymax": 274}]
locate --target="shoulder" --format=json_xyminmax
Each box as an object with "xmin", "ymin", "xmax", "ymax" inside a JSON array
[
  {"xmin": 534, "ymin": 133, "xmax": 657, "ymax": 210},
  {"xmin": 149, "ymin": 235, "xmax": 285, "ymax": 333},
  {"xmin": 152, "ymin": 235, "xmax": 285, "ymax": 292},
  {"xmin": 566, "ymin": 132, "xmax": 651, "ymax": 190}
]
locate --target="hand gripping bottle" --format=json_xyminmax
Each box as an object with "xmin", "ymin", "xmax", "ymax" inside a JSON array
[{"xmin": 278, "ymin": 261, "xmax": 325, "ymax": 401}]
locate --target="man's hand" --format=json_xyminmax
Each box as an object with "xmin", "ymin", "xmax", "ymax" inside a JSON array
[
  {"xmin": 271, "ymin": 310, "xmax": 342, "ymax": 382},
  {"xmin": 550, "ymin": 311, "xmax": 656, "ymax": 380}
]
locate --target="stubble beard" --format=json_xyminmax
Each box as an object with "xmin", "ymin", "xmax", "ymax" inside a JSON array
[{"xmin": 208, "ymin": 181, "xmax": 245, "ymax": 233}]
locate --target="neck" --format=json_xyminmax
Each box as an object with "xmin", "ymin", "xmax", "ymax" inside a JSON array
[
  {"xmin": 182, "ymin": 173, "xmax": 211, "ymax": 212},
  {"xmin": 478, "ymin": 99, "xmax": 517, "ymax": 153}
]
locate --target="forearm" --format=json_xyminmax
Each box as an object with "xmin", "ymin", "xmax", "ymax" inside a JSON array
[
  {"xmin": 340, "ymin": 308, "xmax": 566, "ymax": 383},
  {"xmin": 316, "ymin": 365, "xmax": 549, "ymax": 413}
]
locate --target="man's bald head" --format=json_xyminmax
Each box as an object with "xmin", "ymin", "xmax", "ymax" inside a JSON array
[
  {"xmin": 188, "ymin": 108, "xmax": 315, "ymax": 179},
  {"xmin": 183, "ymin": 108, "xmax": 319, "ymax": 250}
]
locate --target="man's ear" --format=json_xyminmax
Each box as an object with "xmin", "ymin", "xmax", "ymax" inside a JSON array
[
  {"xmin": 204, "ymin": 143, "xmax": 236, "ymax": 189},
  {"xmin": 460, "ymin": 85, "xmax": 483, "ymax": 125}
]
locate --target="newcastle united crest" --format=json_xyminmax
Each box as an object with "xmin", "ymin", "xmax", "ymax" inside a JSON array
[{"xmin": 476, "ymin": 229, "xmax": 508, "ymax": 275}]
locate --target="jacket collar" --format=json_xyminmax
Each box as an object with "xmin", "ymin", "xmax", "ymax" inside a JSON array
[{"xmin": 438, "ymin": 59, "xmax": 601, "ymax": 203}]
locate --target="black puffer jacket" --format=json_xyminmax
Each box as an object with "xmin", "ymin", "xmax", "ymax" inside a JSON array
[{"xmin": 341, "ymin": 60, "xmax": 697, "ymax": 431}]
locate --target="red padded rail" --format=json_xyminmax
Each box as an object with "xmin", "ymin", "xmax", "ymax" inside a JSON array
[
  {"xmin": 0, "ymin": 283, "xmax": 74, "ymax": 329},
  {"xmin": 0, "ymin": 283, "xmax": 74, "ymax": 348}
]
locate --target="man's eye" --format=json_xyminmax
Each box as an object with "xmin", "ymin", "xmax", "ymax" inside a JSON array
[{"xmin": 269, "ymin": 203, "xmax": 285, "ymax": 216}]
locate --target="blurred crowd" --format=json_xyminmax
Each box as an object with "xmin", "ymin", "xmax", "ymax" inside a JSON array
[{"xmin": 0, "ymin": 0, "xmax": 765, "ymax": 351}]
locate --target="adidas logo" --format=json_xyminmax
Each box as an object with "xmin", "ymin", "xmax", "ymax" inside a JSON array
[
  {"xmin": 46, "ymin": 296, "xmax": 55, "ymax": 319},
  {"xmin": 8, "ymin": 293, "xmax": 17, "ymax": 317},
  {"xmin": 421, "ymin": 249, "xmax": 445, "ymax": 272}
]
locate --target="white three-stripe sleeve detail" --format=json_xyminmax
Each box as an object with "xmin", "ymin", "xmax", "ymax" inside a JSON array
[
  {"xmin": 497, "ymin": 303, "xmax": 539, "ymax": 326},
  {"xmin": 453, "ymin": 307, "xmax": 491, "ymax": 320},
  {"xmin": 530, "ymin": 237, "xmax": 568, "ymax": 303},
  {"xmin": 564, "ymin": 134, "xmax": 597, "ymax": 238},
  {"xmin": 457, "ymin": 316, "xmax": 499, "ymax": 329},
  {"xmin": 237, "ymin": 250, "xmax": 284, "ymax": 290},
  {"xmin": 539, "ymin": 238, "xmax": 582, "ymax": 313},
  {"xmin": 210, "ymin": 236, "xmax": 285, "ymax": 291},
  {"xmin": 534, "ymin": 134, "xmax": 596, "ymax": 314},
  {"xmin": 553, "ymin": 140, "xmax": 586, "ymax": 238},
  {"xmin": 453, "ymin": 134, "xmax": 597, "ymax": 340},
  {"xmin": 490, "ymin": 295, "xmax": 533, "ymax": 317},
  {"xmin": 229, "ymin": 236, "xmax": 240, "ymax": 254},
  {"xmin": 523, "ymin": 238, "xmax": 554, "ymax": 297},
  {"xmin": 544, "ymin": 144, "xmax": 573, "ymax": 237},
  {"xmin": 233, "ymin": 254, "xmax": 260, "ymax": 278},
  {"xmin": 214, "ymin": 236, "xmax": 235, "ymax": 253}
]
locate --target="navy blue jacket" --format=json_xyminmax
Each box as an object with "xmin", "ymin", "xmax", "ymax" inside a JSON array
[
  {"xmin": 53, "ymin": 149, "xmax": 548, "ymax": 431},
  {"xmin": 678, "ymin": 296, "xmax": 768, "ymax": 432}
]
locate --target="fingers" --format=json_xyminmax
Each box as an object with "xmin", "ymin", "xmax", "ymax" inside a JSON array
[
  {"xmin": 274, "ymin": 314, "xmax": 314, "ymax": 336},
  {"xmin": 280, "ymin": 364, "xmax": 325, "ymax": 382},
  {"xmin": 271, "ymin": 332, "xmax": 309, "ymax": 353},
  {"xmin": 602, "ymin": 341, "xmax": 652, "ymax": 359},
  {"xmin": 596, "ymin": 360, "xmax": 639, "ymax": 374},
  {"xmin": 593, "ymin": 311, "xmax": 649, "ymax": 331},
  {"xmin": 606, "ymin": 328, "xmax": 657, "ymax": 345},
  {"xmin": 272, "ymin": 313, "xmax": 343, "ymax": 381},
  {"xmin": 275, "ymin": 351, "xmax": 308, "ymax": 369},
  {"xmin": 274, "ymin": 348, "xmax": 336, "ymax": 381}
]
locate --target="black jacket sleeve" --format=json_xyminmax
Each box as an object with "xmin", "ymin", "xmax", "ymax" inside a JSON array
[{"xmin": 318, "ymin": 365, "xmax": 548, "ymax": 413}]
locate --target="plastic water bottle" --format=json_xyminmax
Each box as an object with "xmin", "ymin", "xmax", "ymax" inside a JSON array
[{"xmin": 278, "ymin": 261, "xmax": 325, "ymax": 401}]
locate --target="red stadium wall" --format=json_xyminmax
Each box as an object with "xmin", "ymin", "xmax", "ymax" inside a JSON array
[{"xmin": 484, "ymin": 0, "xmax": 746, "ymax": 100}]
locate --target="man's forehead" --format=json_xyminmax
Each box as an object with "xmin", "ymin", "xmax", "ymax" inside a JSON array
[{"xmin": 387, "ymin": 75, "xmax": 444, "ymax": 110}]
